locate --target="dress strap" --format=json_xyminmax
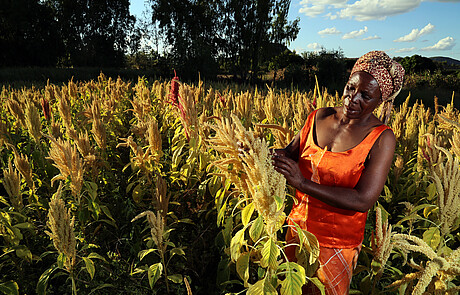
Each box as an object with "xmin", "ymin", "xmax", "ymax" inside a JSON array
[
  {"xmin": 299, "ymin": 109, "xmax": 318, "ymax": 153},
  {"xmin": 352, "ymin": 124, "xmax": 391, "ymax": 156}
]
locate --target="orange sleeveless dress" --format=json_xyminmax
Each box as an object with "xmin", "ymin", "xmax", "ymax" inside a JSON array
[
  {"xmin": 286, "ymin": 109, "xmax": 390, "ymax": 249},
  {"xmin": 285, "ymin": 109, "xmax": 391, "ymax": 294}
]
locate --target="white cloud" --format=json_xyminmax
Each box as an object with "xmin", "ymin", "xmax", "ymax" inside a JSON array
[
  {"xmin": 299, "ymin": 4, "xmax": 327, "ymax": 17},
  {"xmin": 298, "ymin": 0, "xmax": 458, "ymax": 21},
  {"xmin": 419, "ymin": 23, "xmax": 435, "ymax": 35},
  {"xmin": 394, "ymin": 23, "xmax": 435, "ymax": 42},
  {"xmin": 336, "ymin": 0, "xmax": 421, "ymax": 21},
  {"xmin": 362, "ymin": 35, "xmax": 381, "ymax": 40},
  {"xmin": 307, "ymin": 43, "xmax": 324, "ymax": 51},
  {"xmin": 421, "ymin": 36, "xmax": 456, "ymax": 51},
  {"xmin": 299, "ymin": 0, "xmax": 348, "ymax": 17},
  {"xmin": 318, "ymin": 27, "xmax": 342, "ymax": 35},
  {"xmin": 394, "ymin": 47, "xmax": 417, "ymax": 53},
  {"xmin": 342, "ymin": 26, "xmax": 368, "ymax": 39}
]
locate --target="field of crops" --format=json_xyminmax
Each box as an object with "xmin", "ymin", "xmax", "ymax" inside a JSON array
[{"xmin": 0, "ymin": 74, "xmax": 459, "ymax": 295}]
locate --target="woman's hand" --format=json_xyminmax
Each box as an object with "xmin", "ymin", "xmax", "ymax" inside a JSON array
[{"xmin": 273, "ymin": 154, "xmax": 306, "ymax": 189}]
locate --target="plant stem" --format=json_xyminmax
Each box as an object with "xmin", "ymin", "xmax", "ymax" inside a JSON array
[
  {"xmin": 71, "ymin": 272, "xmax": 77, "ymax": 295},
  {"xmin": 160, "ymin": 245, "xmax": 170, "ymax": 294}
]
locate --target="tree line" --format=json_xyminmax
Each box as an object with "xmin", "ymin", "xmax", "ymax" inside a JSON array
[
  {"xmin": 0, "ymin": 0, "xmax": 301, "ymax": 81},
  {"xmin": 2, "ymin": 0, "xmax": 458, "ymax": 86},
  {"xmin": 0, "ymin": 0, "xmax": 134, "ymax": 68}
]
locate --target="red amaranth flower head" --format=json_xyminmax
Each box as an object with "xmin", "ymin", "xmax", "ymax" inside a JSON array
[
  {"xmin": 41, "ymin": 98, "xmax": 51, "ymax": 121},
  {"xmin": 169, "ymin": 70, "xmax": 180, "ymax": 107},
  {"xmin": 167, "ymin": 70, "xmax": 189, "ymax": 140}
]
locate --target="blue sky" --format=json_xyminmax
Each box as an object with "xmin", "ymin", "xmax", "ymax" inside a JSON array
[{"xmin": 130, "ymin": 0, "xmax": 460, "ymax": 60}]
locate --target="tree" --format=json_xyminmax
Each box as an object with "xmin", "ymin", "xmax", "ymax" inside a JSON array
[
  {"xmin": 51, "ymin": 0, "xmax": 135, "ymax": 67},
  {"xmin": 148, "ymin": 0, "xmax": 299, "ymax": 80},
  {"xmin": 302, "ymin": 48, "xmax": 347, "ymax": 89},
  {"xmin": 398, "ymin": 55, "xmax": 437, "ymax": 75},
  {"xmin": 149, "ymin": 0, "xmax": 222, "ymax": 78},
  {"xmin": 221, "ymin": 0, "xmax": 299, "ymax": 81},
  {"xmin": 0, "ymin": 0, "xmax": 64, "ymax": 66}
]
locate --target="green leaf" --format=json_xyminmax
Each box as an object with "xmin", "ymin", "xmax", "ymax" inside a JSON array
[
  {"xmin": 257, "ymin": 267, "xmax": 266, "ymax": 281},
  {"xmin": 132, "ymin": 184, "xmax": 143, "ymax": 203},
  {"xmin": 278, "ymin": 262, "xmax": 306, "ymax": 295},
  {"xmin": 88, "ymin": 284, "xmax": 115, "ymax": 295},
  {"xmin": 216, "ymin": 257, "xmax": 231, "ymax": 287},
  {"xmin": 249, "ymin": 215, "xmax": 264, "ymax": 242},
  {"xmin": 217, "ymin": 200, "xmax": 227, "ymax": 227},
  {"xmin": 100, "ymin": 205, "xmax": 115, "ymax": 222},
  {"xmin": 15, "ymin": 245, "xmax": 32, "ymax": 262},
  {"xmin": 13, "ymin": 222, "xmax": 34, "ymax": 230},
  {"xmin": 177, "ymin": 218, "xmax": 194, "ymax": 224},
  {"xmin": 148, "ymin": 263, "xmax": 163, "ymax": 289},
  {"xmin": 241, "ymin": 202, "xmax": 254, "ymax": 227},
  {"xmin": 139, "ymin": 249, "xmax": 157, "ymax": 261},
  {"xmin": 36, "ymin": 264, "xmax": 58, "ymax": 295},
  {"xmin": 412, "ymin": 203, "xmax": 436, "ymax": 213},
  {"xmin": 222, "ymin": 216, "xmax": 233, "ymax": 246},
  {"xmin": 0, "ymin": 196, "xmax": 9, "ymax": 206},
  {"xmin": 273, "ymin": 195, "xmax": 284, "ymax": 211},
  {"xmin": 84, "ymin": 181, "xmax": 98, "ymax": 201},
  {"xmin": 308, "ymin": 277, "xmax": 325, "ymax": 295},
  {"xmin": 383, "ymin": 185, "xmax": 392, "ymax": 202},
  {"xmin": 359, "ymin": 274, "xmax": 371, "ymax": 295},
  {"xmin": 230, "ymin": 228, "xmax": 246, "ymax": 262},
  {"xmin": 423, "ymin": 227, "xmax": 441, "ymax": 250},
  {"xmin": 167, "ymin": 274, "xmax": 183, "ymax": 283},
  {"xmin": 423, "ymin": 205, "xmax": 438, "ymax": 218},
  {"xmin": 260, "ymin": 237, "xmax": 280, "ymax": 270},
  {"xmin": 426, "ymin": 182, "xmax": 437, "ymax": 200},
  {"xmin": 125, "ymin": 181, "xmax": 136, "ymax": 194},
  {"xmin": 0, "ymin": 280, "xmax": 19, "ymax": 295},
  {"xmin": 371, "ymin": 260, "xmax": 382, "ymax": 275},
  {"xmin": 247, "ymin": 277, "xmax": 277, "ymax": 295},
  {"xmin": 57, "ymin": 253, "xmax": 65, "ymax": 269},
  {"xmin": 87, "ymin": 252, "xmax": 107, "ymax": 262},
  {"xmin": 236, "ymin": 252, "xmax": 250, "ymax": 286},
  {"xmin": 292, "ymin": 222, "xmax": 320, "ymax": 265},
  {"xmin": 170, "ymin": 247, "xmax": 186, "ymax": 258},
  {"xmin": 82, "ymin": 257, "xmax": 95, "ymax": 280}
]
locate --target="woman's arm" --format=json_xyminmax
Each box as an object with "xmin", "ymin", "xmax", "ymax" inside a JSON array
[
  {"xmin": 273, "ymin": 132, "xmax": 301, "ymax": 161},
  {"xmin": 273, "ymin": 129, "xmax": 396, "ymax": 212}
]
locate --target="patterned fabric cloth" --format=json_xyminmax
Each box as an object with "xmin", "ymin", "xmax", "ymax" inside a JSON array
[
  {"xmin": 303, "ymin": 244, "xmax": 362, "ymax": 295},
  {"xmin": 351, "ymin": 50, "xmax": 405, "ymax": 102}
]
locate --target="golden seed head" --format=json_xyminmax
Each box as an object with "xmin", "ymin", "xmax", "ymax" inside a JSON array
[
  {"xmin": 3, "ymin": 159, "xmax": 23, "ymax": 210},
  {"xmin": 91, "ymin": 99, "xmax": 107, "ymax": 150},
  {"xmin": 0, "ymin": 115, "xmax": 8, "ymax": 146},
  {"xmin": 131, "ymin": 210, "xmax": 164, "ymax": 249},
  {"xmin": 13, "ymin": 151, "xmax": 33, "ymax": 190},
  {"xmin": 58, "ymin": 92, "xmax": 72, "ymax": 130},
  {"xmin": 7, "ymin": 96, "xmax": 26, "ymax": 127},
  {"xmin": 146, "ymin": 118, "xmax": 162, "ymax": 160},
  {"xmin": 24, "ymin": 101, "xmax": 42, "ymax": 143},
  {"xmin": 155, "ymin": 176, "xmax": 169, "ymax": 218},
  {"xmin": 46, "ymin": 182, "xmax": 76, "ymax": 272},
  {"xmin": 47, "ymin": 136, "xmax": 84, "ymax": 198}
]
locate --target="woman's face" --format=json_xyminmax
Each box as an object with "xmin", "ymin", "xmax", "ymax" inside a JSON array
[{"xmin": 342, "ymin": 71, "xmax": 382, "ymax": 120}]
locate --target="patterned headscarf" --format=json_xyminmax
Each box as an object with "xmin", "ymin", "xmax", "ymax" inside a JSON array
[{"xmin": 351, "ymin": 51, "xmax": 405, "ymax": 123}]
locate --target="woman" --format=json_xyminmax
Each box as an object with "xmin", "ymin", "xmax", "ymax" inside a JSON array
[{"xmin": 273, "ymin": 51, "xmax": 405, "ymax": 295}]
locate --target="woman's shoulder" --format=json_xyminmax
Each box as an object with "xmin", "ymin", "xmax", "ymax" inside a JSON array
[{"xmin": 315, "ymin": 107, "xmax": 340, "ymax": 120}]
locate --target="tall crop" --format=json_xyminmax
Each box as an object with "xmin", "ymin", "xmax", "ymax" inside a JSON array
[{"xmin": 0, "ymin": 74, "xmax": 458, "ymax": 294}]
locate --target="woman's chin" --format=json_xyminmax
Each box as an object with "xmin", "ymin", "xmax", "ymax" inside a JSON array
[{"xmin": 344, "ymin": 107, "xmax": 360, "ymax": 118}]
